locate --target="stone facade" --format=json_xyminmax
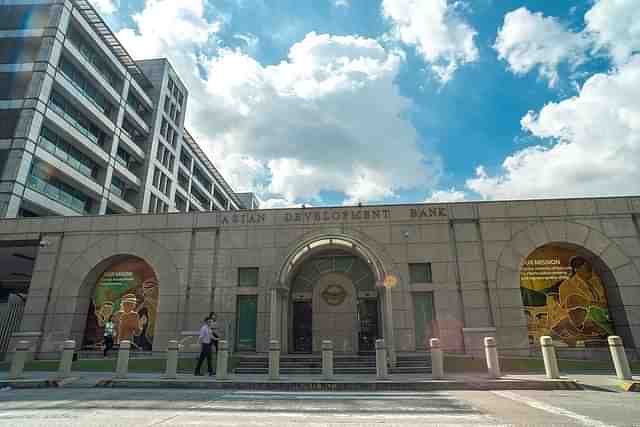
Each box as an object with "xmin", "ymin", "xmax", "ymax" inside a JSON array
[{"xmin": 2, "ymin": 196, "xmax": 640, "ymax": 359}]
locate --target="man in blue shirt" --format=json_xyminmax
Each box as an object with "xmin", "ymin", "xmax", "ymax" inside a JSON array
[{"xmin": 194, "ymin": 317, "xmax": 215, "ymax": 376}]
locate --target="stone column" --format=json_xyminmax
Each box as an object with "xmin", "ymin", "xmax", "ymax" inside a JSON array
[
  {"xmin": 269, "ymin": 288, "xmax": 281, "ymax": 343},
  {"xmin": 115, "ymin": 340, "xmax": 131, "ymax": 379},
  {"xmin": 57, "ymin": 340, "xmax": 76, "ymax": 378},
  {"xmin": 216, "ymin": 340, "xmax": 229, "ymax": 380},
  {"xmin": 430, "ymin": 338, "xmax": 444, "ymax": 380},
  {"xmin": 484, "ymin": 337, "xmax": 501, "ymax": 379},
  {"xmin": 608, "ymin": 336, "xmax": 632, "ymax": 380},
  {"xmin": 383, "ymin": 286, "xmax": 396, "ymax": 367},
  {"xmin": 375, "ymin": 339, "xmax": 388, "ymax": 379},
  {"xmin": 269, "ymin": 339, "xmax": 281, "ymax": 380},
  {"xmin": 164, "ymin": 340, "xmax": 179, "ymax": 379},
  {"xmin": 322, "ymin": 340, "xmax": 334, "ymax": 380},
  {"xmin": 8, "ymin": 341, "xmax": 30, "ymax": 380},
  {"xmin": 540, "ymin": 336, "xmax": 560, "ymax": 379}
]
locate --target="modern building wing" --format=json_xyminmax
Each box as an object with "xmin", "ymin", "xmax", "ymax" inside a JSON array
[{"xmin": 0, "ymin": 0, "xmax": 245, "ymax": 218}]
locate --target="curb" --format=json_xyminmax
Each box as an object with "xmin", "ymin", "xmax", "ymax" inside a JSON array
[{"xmin": 96, "ymin": 378, "xmax": 582, "ymax": 392}]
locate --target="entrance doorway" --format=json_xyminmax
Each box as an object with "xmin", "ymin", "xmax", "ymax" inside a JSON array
[
  {"xmin": 357, "ymin": 299, "xmax": 379, "ymax": 352},
  {"xmin": 292, "ymin": 301, "xmax": 312, "ymax": 353},
  {"xmin": 236, "ymin": 295, "xmax": 257, "ymax": 352},
  {"xmin": 413, "ymin": 292, "xmax": 435, "ymax": 350}
]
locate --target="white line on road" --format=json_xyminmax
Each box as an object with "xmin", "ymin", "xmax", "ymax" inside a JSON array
[{"xmin": 491, "ymin": 391, "xmax": 612, "ymax": 427}]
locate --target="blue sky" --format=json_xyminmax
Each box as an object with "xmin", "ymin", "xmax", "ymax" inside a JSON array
[{"xmin": 95, "ymin": 0, "xmax": 640, "ymax": 207}]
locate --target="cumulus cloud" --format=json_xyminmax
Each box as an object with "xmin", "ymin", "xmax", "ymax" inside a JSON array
[
  {"xmin": 382, "ymin": 0, "xmax": 479, "ymax": 83},
  {"xmin": 118, "ymin": 1, "xmax": 438, "ymax": 206},
  {"xmin": 466, "ymin": 56, "xmax": 640, "ymax": 200},
  {"xmin": 494, "ymin": 7, "xmax": 590, "ymax": 87},
  {"xmin": 333, "ymin": 0, "xmax": 350, "ymax": 8},
  {"xmin": 91, "ymin": 0, "xmax": 118, "ymax": 15},
  {"xmin": 425, "ymin": 188, "xmax": 466, "ymax": 203},
  {"xmin": 585, "ymin": 0, "xmax": 640, "ymax": 65}
]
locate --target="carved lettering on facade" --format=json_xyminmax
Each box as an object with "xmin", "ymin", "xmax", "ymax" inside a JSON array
[
  {"xmin": 284, "ymin": 209, "xmax": 391, "ymax": 223},
  {"xmin": 220, "ymin": 212, "xmax": 266, "ymax": 225},
  {"xmin": 410, "ymin": 207, "xmax": 447, "ymax": 219}
]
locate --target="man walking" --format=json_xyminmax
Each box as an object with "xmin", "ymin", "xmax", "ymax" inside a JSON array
[{"xmin": 194, "ymin": 317, "xmax": 214, "ymax": 376}]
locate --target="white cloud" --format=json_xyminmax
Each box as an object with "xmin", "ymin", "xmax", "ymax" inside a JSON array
[
  {"xmin": 91, "ymin": 0, "xmax": 118, "ymax": 15},
  {"xmin": 118, "ymin": 1, "xmax": 438, "ymax": 205},
  {"xmin": 425, "ymin": 188, "xmax": 466, "ymax": 203},
  {"xmin": 333, "ymin": 0, "xmax": 350, "ymax": 8},
  {"xmin": 585, "ymin": 0, "xmax": 640, "ymax": 65},
  {"xmin": 466, "ymin": 56, "xmax": 640, "ymax": 200},
  {"xmin": 494, "ymin": 7, "xmax": 590, "ymax": 87},
  {"xmin": 382, "ymin": 0, "xmax": 479, "ymax": 83}
]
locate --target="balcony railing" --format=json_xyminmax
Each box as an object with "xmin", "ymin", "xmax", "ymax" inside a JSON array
[
  {"xmin": 27, "ymin": 173, "xmax": 88, "ymax": 214},
  {"xmin": 59, "ymin": 58, "xmax": 113, "ymax": 118},
  {"xmin": 48, "ymin": 92, "xmax": 103, "ymax": 146},
  {"xmin": 39, "ymin": 127, "xmax": 97, "ymax": 180}
]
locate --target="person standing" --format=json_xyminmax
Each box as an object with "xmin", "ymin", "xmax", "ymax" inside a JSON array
[
  {"xmin": 194, "ymin": 317, "xmax": 214, "ymax": 376},
  {"xmin": 103, "ymin": 316, "xmax": 115, "ymax": 357}
]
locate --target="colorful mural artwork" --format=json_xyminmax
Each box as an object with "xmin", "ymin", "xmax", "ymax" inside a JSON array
[
  {"xmin": 520, "ymin": 245, "xmax": 614, "ymax": 346},
  {"xmin": 86, "ymin": 257, "xmax": 159, "ymax": 350}
]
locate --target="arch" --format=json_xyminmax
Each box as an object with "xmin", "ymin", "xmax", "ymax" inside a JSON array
[
  {"xmin": 494, "ymin": 220, "xmax": 640, "ymax": 349},
  {"xmin": 41, "ymin": 234, "xmax": 179, "ymax": 353},
  {"xmin": 275, "ymin": 230, "xmax": 395, "ymax": 290}
]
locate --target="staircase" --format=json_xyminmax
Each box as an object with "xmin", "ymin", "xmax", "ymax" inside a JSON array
[{"xmin": 234, "ymin": 353, "xmax": 431, "ymax": 375}]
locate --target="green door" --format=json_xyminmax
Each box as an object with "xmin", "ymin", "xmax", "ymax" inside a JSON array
[
  {"xmin": 236, "ymin": 295, "xmax": 257, "ymax": 352},
  {"xmin": 413, "ymin": 293, "xmax": 435, "ymax": 350}
]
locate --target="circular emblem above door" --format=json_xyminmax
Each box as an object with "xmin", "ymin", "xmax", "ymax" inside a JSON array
[{"xmin": 321, "ymin": 284, "xmax": 348, "ymax": 306}]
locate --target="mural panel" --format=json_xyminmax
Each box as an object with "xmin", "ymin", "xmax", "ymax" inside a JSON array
[
  {"xmin": 84, "ymin": 257, "xmax": 159, "ymax": 350},
  {"xmin": 520, "ymin": 245, "xmax": 614, "ymax": 346}
]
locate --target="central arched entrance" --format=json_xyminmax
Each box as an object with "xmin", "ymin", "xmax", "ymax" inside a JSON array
[{"xmin": 289, "ymin": 250, "xmax": 380, "ymax": 353}]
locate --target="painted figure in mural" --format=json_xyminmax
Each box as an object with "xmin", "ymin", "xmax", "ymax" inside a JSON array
[
  {"xmin": 96, "ymin": 301, "xmax": 114, "ymax": 327},
  {"xmin": 115, "ymin": 293, "xmax": 142, "ymax": 344},
  {"xmin": 136, "ymin": 279, "xmax": 159, "ymax": 346},
  {"xmin": 134, "ymin": 307, "xmax": 152, "ymax": 350},
  {"xmin": 547, "ymin": 256, "xmax": 614, "ymax": 345}
]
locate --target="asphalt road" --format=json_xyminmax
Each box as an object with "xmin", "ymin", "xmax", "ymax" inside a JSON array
[{"xmin": 0, "ymin": 387, "xmax": 638, "ymax": 426}]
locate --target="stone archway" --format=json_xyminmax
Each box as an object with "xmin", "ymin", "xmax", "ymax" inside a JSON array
[
  {"xmin": 494, "ymin": 221, "xmax": 640, "ymax": 351},
  {"xmin": 271, "ymin": 230, "xmax": 398, "ymax": 361},
  {"xmin": 38, "ymin": 234, "xmax": 179, "ymax": 354}
]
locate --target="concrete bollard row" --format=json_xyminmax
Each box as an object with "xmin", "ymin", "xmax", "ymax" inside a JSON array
[
  {"xmin": 58, "ymin": 340, "xmax": 76, "ymax": 378},
  {"xmin": 269, "ymin": 340, "xmax": 280, "ymax": 380},
  {"xmin": 375, "ymin": 339, "xmax": 388, "ymax": 379},
  {"xmin": 8, "ymin": 340, "xmax": 30, "ymax": 380},
  {"xmin": 322, "ymin": 340, "xmax": 333, "ymax": 379},
  {"xmin": 484, "ymin": 337, "xmax": 501, "ymax": 379},
  {"xmin": 540, "ymin": 336, "xmax": 560, "ymax": 379},
  {"xmin": 430, "ymin": 338, "xmax": 444, "ymax": 379},
  {"xmin": 164, "ymin": 340, "xmax": 179, "ymax": 379},
  {"xmin": 608, "ymin": 336, "xmax": 632, "ymax": 380},
  {"xmin": 216, "ymin": 340, "xmax": 229, "ymax": 380}
]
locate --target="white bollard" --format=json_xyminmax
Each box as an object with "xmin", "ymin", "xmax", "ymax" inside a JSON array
[
  {"xmin": 540, "ymin": 336, "xmax": 560, "ymax": 379},
  {"xmin": 430, "ymin": 338, "xmax": 444, "ymax": 379},
  {"xmin": 8, "ymin": 340, "xmax": 30, "ymax": 380},
  {"xmin": 115, "ymin": 340, "xmax": 131, "ymax": 378},
  {"xmin": 608, "ymin": 336, "xmax": 632, "ymax": 380},
  {"xmin": 375, "ymin": 339, "xmax": 388, "ymax": 379},
  {"xmin": 322, "ymin": 340, "xmax": 334, "ymax": 379},
  {"xmin": 269, "ymin": 340, "xmax": 280, "ymax": 380},
  {"xmin": 58, "ymin": 340, "xmax": 76, "ymax": 378},
  {"xmin": 484, "ymin": 337, "xmax": 501, "ymax": 379},
  {"xmin": 164, "ymin": 340, "xmax": 179, "ymax": 379},
  {"xmin": 216, "ymin": 340, "xmax": 229, "ymax": 380}
]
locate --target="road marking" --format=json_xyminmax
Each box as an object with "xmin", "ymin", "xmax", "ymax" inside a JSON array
[{"xmin": 492, "ymin": 391, "xmax": 611, "ymax": 427}]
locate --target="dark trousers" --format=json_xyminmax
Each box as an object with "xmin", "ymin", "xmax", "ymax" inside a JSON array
[
  {"xmin": 195, "ymin": 343, "xmax": 213, "ymax": 375},
  {"xmin": 103, "ymin": 336, "xmax": 114, "ymax": 357}
]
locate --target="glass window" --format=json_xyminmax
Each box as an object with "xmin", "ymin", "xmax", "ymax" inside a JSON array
[
  {"xmin": 409, "ymin": 263, "xmax": 432, "ymax": 283},
  {"xmin": 238, "ymin": 267, "xmax": 259, "ymax": 287}
]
